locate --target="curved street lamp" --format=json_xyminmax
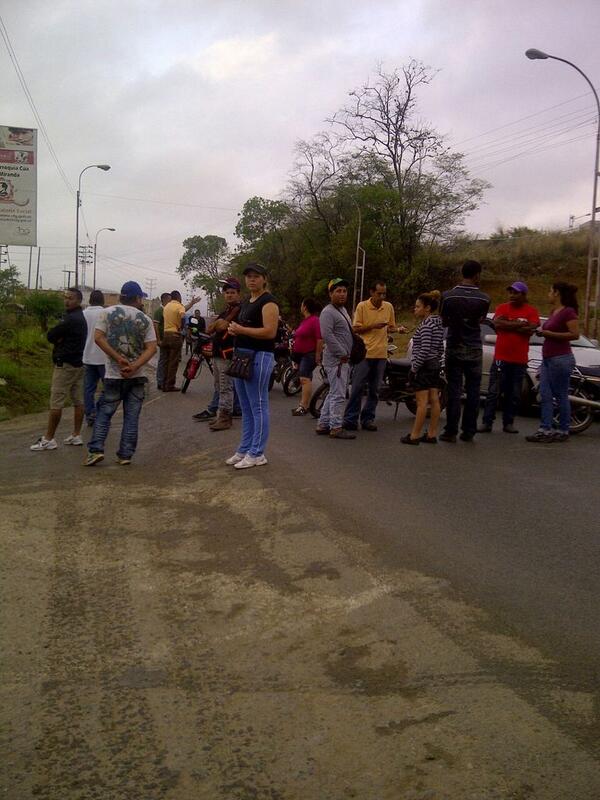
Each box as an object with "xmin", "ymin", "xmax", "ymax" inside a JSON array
[
  {"xmin": 526, "ymin": 49, "xmax": 600, "ymax": 337},
  {"xmin": 93, "ymin": 227, "xmax": 116, "ymax": 290},
  {"xmin": 75, "ymin": 164, "xmax": 111, "ymax": 287}
]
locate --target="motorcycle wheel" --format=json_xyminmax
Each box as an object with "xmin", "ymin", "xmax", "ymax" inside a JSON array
[
  {"xmin": 283, "ymin": 367, "xmax": 302, "ymax": 396},
  {"xmin": 268, "ymin": 371, "xmax": 276, "ymax": 391},
  {"xmin": 560, "ymin": 384, "xmax": 595, "ymax": 434},
  {"xmin": 309, "ymin": 382, "xmax": 329, "ymax": 418}
]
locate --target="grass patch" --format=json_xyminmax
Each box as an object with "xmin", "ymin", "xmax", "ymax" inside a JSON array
[{"xmin": 0, "ymin": 326, "xmax": 53, "ymax": 421}]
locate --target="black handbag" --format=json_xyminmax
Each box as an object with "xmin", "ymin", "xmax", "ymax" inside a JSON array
[
  {"xmin": 226, "ymin": 350, "xmax": 254, "ymax": 380},
  {"xmin": 335, "ymin": 306, "xmax": 367, "ymax": 364}
]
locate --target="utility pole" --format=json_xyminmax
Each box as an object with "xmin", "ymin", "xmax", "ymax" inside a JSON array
[
  {"xmin": 62, "ymin": 269, "xmax": 75, "ymax": 289},
  {"xmin": 145, "ymin": 278, "xmax": 157, "ymax": 299},
  {"xmin": 35, "ymin": 248, "xmax": 41, "ymax": 290},
  {"xmin": 78, "ymin": 244, "xmax": 93, "ymax": 289},
  {"xmin": 27, "ymin": 246, "xmax": 33, "ymax": 289}
]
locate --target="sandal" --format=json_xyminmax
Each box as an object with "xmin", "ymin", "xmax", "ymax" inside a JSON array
[
  {"xmin": 400, "ymin": 433, "xmax": 420, "ymax": 445},
  {"xmin": 291, "ymin": 406, "xmax": 308, "ymax": 416}
]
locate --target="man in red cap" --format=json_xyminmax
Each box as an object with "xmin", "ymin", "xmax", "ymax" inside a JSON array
[{"xmin": 479, "ymin": 281, "xmax": 540, "ymax": 434}]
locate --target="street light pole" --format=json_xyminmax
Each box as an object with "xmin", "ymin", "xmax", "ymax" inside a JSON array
[
  {"xmin": 93, "ymin": 227, "xmax": 116, "ymax": 290},
  {"xmin": 352, "ymin": 201, "xmax": 366, "ymax": 312},
  {"xmin": 526, "ymin": 49, "xmax": 600, "ymax": 337},
  {"xmin": 75, "ymin": 164, "xmax": 111, "ymax": 288}
]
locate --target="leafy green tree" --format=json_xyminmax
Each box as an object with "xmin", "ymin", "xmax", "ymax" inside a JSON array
[
  {"xmin": 23, "ymin": 291, "xmax": 64, "ymax": 332},
  {"xmin": 177, "ymin": 235, "xmax": 229, "ymax": 311},
  {"xmin": 235, "ymin": 197, "xmax": 290, "ymax": 248},
  {"xmin": 0, "ymin": 265, "xmax": 24, "ymax": 307}
]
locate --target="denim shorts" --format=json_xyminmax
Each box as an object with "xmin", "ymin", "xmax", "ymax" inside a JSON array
[{"xmin": 292, "ymin": 351, "xmax": 316, "ymax": 379}]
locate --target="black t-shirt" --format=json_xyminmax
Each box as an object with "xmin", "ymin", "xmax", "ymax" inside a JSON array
[
  {"xmin": 47, "ymin": 307, "xmax": 87, "ymax": 367},
  {"xmin": 235, "ymin": 292, "xmax": 278, "ymax": 352},
  {"xmin": 441, "ymin": 285, "xmax": 490, "ymax": 349}
]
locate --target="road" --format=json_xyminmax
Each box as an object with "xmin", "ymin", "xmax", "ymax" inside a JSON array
[{"xmin": 2, "ymin": 367, "xmax": 600, "ymax": 799}]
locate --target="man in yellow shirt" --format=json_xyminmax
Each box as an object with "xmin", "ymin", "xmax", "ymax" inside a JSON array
[
  {"xmin": 162, "ymin": 290, "xmax": 201, "ymax": 391},
  {"xmin": 343, "ymin": 280, "xmax": 405, "ymax": 431}
]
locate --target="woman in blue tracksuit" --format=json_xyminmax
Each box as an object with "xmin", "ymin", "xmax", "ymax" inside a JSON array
[{"xmin": 225, "ymin": 263, "xmax": 279, "ymax": 469}]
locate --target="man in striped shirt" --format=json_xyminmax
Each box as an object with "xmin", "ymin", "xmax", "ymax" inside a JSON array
[{"xmin": 440, "ymin": 260, "xmax": 490, "ymax": 442}]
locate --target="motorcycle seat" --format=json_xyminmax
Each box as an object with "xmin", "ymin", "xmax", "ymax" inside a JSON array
[{"xmin": 388, "ymin": 357, "xmax": 412, "ymax": 369}]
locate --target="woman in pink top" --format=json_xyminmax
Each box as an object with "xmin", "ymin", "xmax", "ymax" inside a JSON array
[
  {"xmin": 291, "ymin": 298, "xmax": 323, "ymax": 416},
  {"xmin": 526, "ymin": 282, "xmax": 579, "ymax": 443}
]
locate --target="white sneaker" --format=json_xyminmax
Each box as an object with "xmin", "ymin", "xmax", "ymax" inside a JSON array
[
  {"xmin": 30, "ymin": 437, "xmax": 57, "ymax": 451},
  {"xmin": 234, "ymin": 454, "xmax": 268, "ymax": 470},
  {"xmin": 225, "ymin": 451, "xmax": 246, "ymax": 465},
  {"xmin": 64, "ymin": 434, "xmax": 83, "ymax": 446}
]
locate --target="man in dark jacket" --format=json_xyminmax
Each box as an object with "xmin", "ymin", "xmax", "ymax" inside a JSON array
[
  {"xmin": 30, "ymin": 287, "xmax": 87, "ymax": 451},
  {"xmin": 439, "ymin": 260, "xmax": 490, "ymax": 442}
]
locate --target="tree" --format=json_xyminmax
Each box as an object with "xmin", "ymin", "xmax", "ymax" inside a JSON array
[
  {"xmin": 235, "ymin": 196, "xmax": 290, "ymax": 248},
  {"xmin": 329, "ymin": 61, "xmax": 489, "ymax": 268},
  {"xmin": 23, "ymin": 291, "xmax": 63, "ymax": 332},
  {"xmin": 0, "ymin": 265, "xmax": 24, "ymax": 307},
  {"xmin": 177, "ymin": 235, "xmax": 229, "ymax": 311}
]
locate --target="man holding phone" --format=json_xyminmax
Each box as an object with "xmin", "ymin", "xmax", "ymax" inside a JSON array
[{"xmin": 343, "ymin": 280, "xmax": 406, "ymax": 432}]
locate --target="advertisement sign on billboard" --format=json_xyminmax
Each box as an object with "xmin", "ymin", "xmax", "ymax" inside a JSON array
[{"xmin": 0, "ymin": 125, "xmax": 37, "ymax": 246}]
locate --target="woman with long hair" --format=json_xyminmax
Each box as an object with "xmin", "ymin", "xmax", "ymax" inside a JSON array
[
  {"xmin": 291, "ymin": 297, "xmax": 322, "ymax": 416},
  {"xmin": 225, "ymin": 264, "xmax": 279, "ymax": 469},
  {"xmin": 401, "ymin": 290, "xmax": 444, "ymax": 445},
  {"xmin": 526, "ymin": 282, "xmax": 579, "ymax": 443}
]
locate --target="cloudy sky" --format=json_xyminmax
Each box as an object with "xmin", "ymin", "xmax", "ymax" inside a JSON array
[{"xmin": 2, "ymin": 0, "xmax": 599, "ymax": 297}]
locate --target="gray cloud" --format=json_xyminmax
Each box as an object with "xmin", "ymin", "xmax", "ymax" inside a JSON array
[{"xmin": 2, "ymin": 0, "xmax": 599, "ymax": 291}]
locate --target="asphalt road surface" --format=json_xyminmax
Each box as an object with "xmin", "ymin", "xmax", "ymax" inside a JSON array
[{"xmin": 2, "ymin": 366, "xmax": 600, "ymax": 799}]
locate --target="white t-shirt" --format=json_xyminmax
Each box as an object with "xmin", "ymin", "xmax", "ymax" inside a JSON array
[
  {"xmin": 83, "ymin": 305, "xmax": 106, "ymax": 365},
  {"xmin": 95, "ymin": 304, "xmax": 157, "ymax": 380}
]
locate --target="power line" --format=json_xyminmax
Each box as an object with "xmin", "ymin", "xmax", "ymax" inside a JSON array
[
  {"xmin": 0, "ymin": 14, "xmax": 74, "ymax": 196},
  {"xmin": 473, "ymin": 130, "xmax": 594, "ymax": 173},
  {"xmin": 82, "ymin": 191, "xmax": 239, "ymax": 212},
  {"xmin": 452, "ymin": 91, "xmax": 591, "ymax": 147}
]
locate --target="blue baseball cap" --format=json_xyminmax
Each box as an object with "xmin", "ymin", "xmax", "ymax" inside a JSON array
[
  {"xmin": 120, "ymin": 280, "xmax": 147, "ymax": 298},
  {"xmin": 507, "ymin": 281, "xmax": 528, "ymax": 294}
]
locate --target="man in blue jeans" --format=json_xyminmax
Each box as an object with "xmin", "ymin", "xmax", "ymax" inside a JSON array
[
  {"xmin": 82, "ymin": 289, "xmax": 106, "ymax": 426},
  {"xmin": 440, "ymin": 260, "xmax": 490, "ymax": 442},
  {"xmin": 85, "ymin": 281, "xmax": 157, "ymax": 466},
  {"xmin": 343, "ymin": 280, "xmax": 404, "ymax": 432}
]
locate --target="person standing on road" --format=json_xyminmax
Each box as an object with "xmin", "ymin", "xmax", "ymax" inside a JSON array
[
  {"xmin": 85, "ymin": 281, "xmax": 157, "ymax": 466},
  {"xmin": 225, "ymin": 264, "xmax": 279, "ymax": 469},
  {"xmin": 316, "ymin": 279, "xmax": 356, "ymax": 440},
  {"xmin": 343, "ymin": 280, "xmax": 405, "ymax": 432},
  {"xmin": 208, "ymin": 278, "xmax": 242, "ymax": 432},
  {"xmin": 401, "ymin": 291, "xmax": 444, "ymax": 445},
  {"xmin": 290, "ymin": 298, "xmax": 322, "ymax": 417},
  {"xmin": 30, "ymin": 288, "xmax": 87, "ymax": 451},
  {"xmin": 440, "ymin": 260, "xmax": 490, "ymax": 443},
  {"xmin": 161, "ymin": 290, "xmax": 200, "ymax": 391},
  {"xmin": 82, "ymin": 289, "xmax": 106, "ymax": 428},
  {"xmin": 526, "ymin": 282, "xmax": 580, "ymax": 444},
  {"xmin": 153, "ymin": 292, "xmax": 171, "ymax": 391},
  {"xmin": 479, "ymin": 282, "xmax": 540, "ymax": 435}
]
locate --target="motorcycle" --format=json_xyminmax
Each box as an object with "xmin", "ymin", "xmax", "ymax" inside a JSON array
[
  {"xmin": 525, "ymin": 359, "xmax": 600, "ymax": 434},
  {"xmin": 309, "ymin": 349, "xmax": 447, "ymax": 419},
  {"xmin": 269, "ymin": 320, "xmax": 295, "ymax": 391},
  {"xmin": 181, "ymin": 322, "xmax": 214, "ymax": 394}
]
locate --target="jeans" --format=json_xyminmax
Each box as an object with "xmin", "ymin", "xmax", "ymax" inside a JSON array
[
  {"xmin": 83, "ymin": 363, "xmax": 105, "ymax": 420},
  {"xmin": 482, "ymin": 361, "xmax": 526, "ymax": 428},
  {"xmin": 539, "ymin": 353, "xmax": 575, "ymax": 433},
  {"xmin": 343, "ymin": 358, "xmax": 386, "ymax": 427},
  {"xmin": 234, "ymin": 350, "xmax": 274, "ymax": 457},
  {"xmin": 319, "ymin": 361, "xmax": 350, "ymax": 430},
  {"xmin": 444, "ymin": 346, "xmax": 483, "ymax": 436},
  {"xmin": 88, "ymin": 378, "xmax": 146, "ymax": 459},
  {"xmin": 156, "ymin": 345, "xmax": 168, "ymax": 389},
  {"xmin": 213, "ymin": 357, "xmax": 235, "ymax": 413}
]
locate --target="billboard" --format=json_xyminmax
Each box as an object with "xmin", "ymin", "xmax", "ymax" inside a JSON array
[{"xmin": 0, "ymin": 125, "xmax": 37, "ymax": 246}]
